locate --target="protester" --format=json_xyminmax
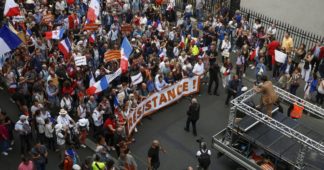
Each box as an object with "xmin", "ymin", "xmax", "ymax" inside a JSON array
[
  {"xmin": 184, "ymin": 98, "xmax": 200, "ymax": 136},
  {"xmin": 31, "ymin": 141, "xmax": 48, "ymax": 170},
  {"xmin": 147, "ymin": 140, "xmax": 166, "ymax": 170},
  {"xmin": 18, "ymin": 156, "xmax": 34, "ymax": 170}
]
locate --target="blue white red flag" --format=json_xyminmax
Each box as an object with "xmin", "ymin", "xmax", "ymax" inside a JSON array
[
  {"xmin": 45, "ymin": 28, "xmax": 65, "ymax": 40},
  {"xmin": 120, "ymin": 37, "xmax": 133, "ymax": 73},
  {"xmin": 0, "ymin": 25, "xmax": 22, "ymax": 55},
  {"xmin": 58, "ymin": 38, "xmax": 72, "ymax": 58}
]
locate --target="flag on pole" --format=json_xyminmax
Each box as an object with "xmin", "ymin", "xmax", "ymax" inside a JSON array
[
  {"xmin": 89, "ymin": 33, "xmax": 96, "ymax": 43},
  {"xmin": 131, "ymin": 72, "xmax": 143, "ymax": 85},
  {"xmin": 120, "ymin": 37, "xmax": 133, "ymax": 73},
  {"xmin": 86, "ymin": 75, "xmax": 109, "ymax": 95},
  {"xmin": 104, "ymin": 50, "xmax": 120, "ymax": 62},
  {"xmin": 87, "ymin": 0, "xmax": 101, "ymax": 23},
  {"xmin": 65, "ymin": 14, "xmax": 79, "ymax": 30},
  {"xmin": 113, "ymin": 96, "xmax": 119, "ymax": 108},
  {"xmin": 89, "ymin": 72, "xmax": 95, "ymax": 87},
  {"xmin": 4, "ymin": 0, "xmax": 20, "ymax": 17},
  {"xmin": 58, "ymin": 38, "xmax": 72, "ymax": 58},
  {"xmin": 45, "ymin": 28, "xmax": 65, "ymax": 40},
  {"xmin": 26, "ymin": 29, "xmax": 32, "ymax": 36},
  {"xmin": 0, "ymin": 25, "xmax": 22, "ymax": 55}
]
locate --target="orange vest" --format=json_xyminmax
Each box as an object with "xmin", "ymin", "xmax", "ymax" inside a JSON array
[{"xmin": 290, "ymin": 103, "xmax": 304, "ymax": 119}]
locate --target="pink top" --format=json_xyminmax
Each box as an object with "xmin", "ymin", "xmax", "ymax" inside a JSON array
[{"xmin": 18, "ymin": 161, "xmax": 34, "ymax": 170}]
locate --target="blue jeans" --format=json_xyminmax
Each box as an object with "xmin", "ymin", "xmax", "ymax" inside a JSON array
[{"xmin": 0, "ymin": 140, "xmax": 9, "ymax": 153}]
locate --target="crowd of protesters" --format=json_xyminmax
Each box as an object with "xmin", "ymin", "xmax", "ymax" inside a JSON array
[{"xmin": 0, "ymin": 0, "xmax": 323, "ymax": 169}]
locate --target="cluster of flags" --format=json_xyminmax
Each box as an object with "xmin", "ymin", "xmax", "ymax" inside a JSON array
[
  {"xmin": 2, "ymin": 0, "xmax": 134, "ymax": 97},
  {"xmin": 86, "ymin": 37, "xmax": 133, "ymax": 95}
]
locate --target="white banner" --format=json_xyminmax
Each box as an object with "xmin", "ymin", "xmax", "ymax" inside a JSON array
[
  {"xmin": 126, "ymin": 76, "xmax": 200, "ymax": 135},
  {"xmin": 107, "ymin": 68, "xmax": 122, "ymax": 83},
  {"xmin": 74, "ymin": 55, "xmax": 87, "ymax": 66},
  {"xmin": 275, "ymin": 50, "xmax": 287, "ymax": 63}
]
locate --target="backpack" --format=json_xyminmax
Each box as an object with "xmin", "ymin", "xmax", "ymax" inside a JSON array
[{"xmin": 198, "ymin": 149, "xmax": 211, "ymax": 168}]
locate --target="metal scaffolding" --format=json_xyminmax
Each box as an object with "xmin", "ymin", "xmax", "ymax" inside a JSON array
[{"xmin": 224, "ymin": 85, "xmax": 324, "ymax": 169}]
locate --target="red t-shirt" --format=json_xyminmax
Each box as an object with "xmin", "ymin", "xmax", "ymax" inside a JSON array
[
  {"xmin": 267, "ymin": 40, "xmax": 280, "ymax": 64},
  {"xmin": 104, "ymin": 118, "xmax": 116, "ymax": 133}
]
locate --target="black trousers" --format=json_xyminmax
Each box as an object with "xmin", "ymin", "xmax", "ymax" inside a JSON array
[
  {"xmin": 46, "ymin": 137, "xmax": 55, "ymax": 151},
  {"xmin": 317, "ymin": 92, "xmax": 324, "ymax": 104},
  {"xmin": 185, "ymin": 118, "xmax": 197, "ymax": 135},
  {"xmin": 225, "ymin": 92, "xmax": 236, "ymax": 105},
  {"xmin": 20, "ymin": 134, "xmax": 32, "ymax": 155},
  {"xmin": 208, "ymin": 76, "xmax": 219, "ymax": 94},
  {"xmin": 311, "ymin": 57, "xmax": 320, "ymax": 73}
]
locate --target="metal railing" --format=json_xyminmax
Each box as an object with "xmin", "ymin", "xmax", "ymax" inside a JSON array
[
  {"xmin": 174, "ymin": 1, "xmax": 323, "ymax": 50},
  {"xmin": 240, "ymin": 7, "xmax": 323, "ymax": 49}
]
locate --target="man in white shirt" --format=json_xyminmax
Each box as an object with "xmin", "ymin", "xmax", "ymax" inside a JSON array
[
  {"xmin": 15, "ymin": 115, "xmax": 32, "ymax": 155},
  {"xmin": 56, "ymin": 109, "xmax": 75, "ymax": 129},
  {"xmin": 192, "ymin": 59, "xmax": 205, "ymax": 76},
  {"xmin": 155, "ymin": 75, "xmax": 169, "ymax": 91},
  {"xmin": 92, "ymin": 106, "xmax": 104, "ymax": 138},
  {"xmin": 55, "ymin": 124, "xmax": 66, "ymax": 160}
]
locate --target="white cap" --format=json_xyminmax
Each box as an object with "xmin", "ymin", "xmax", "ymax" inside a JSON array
[
  {"xmin": 19, "ymin": 115, "xmax": 28, "ymax": 120},
  {"xmin": 72, "ymin": 164, "xmax": 81, "ymax": 170}
]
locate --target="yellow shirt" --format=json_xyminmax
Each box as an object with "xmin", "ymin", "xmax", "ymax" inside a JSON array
[
  {"xmin": 191, "ymin": 45, "xmax": 199, "ymax": 56},
  {"xmin": 282, "ymin": 37, "xmax": 294, "ymax": 53},
  {"xmin": 92, "ymin": 161, "xmax": 106, "ymax": 170}
]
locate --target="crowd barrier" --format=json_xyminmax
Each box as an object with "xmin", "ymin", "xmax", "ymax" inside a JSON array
[{"xmin": 126, "ymin": 76, "xmax": 200, "ymax": 135}]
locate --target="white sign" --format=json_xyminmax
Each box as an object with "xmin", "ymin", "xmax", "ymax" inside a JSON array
[
  {"xmin": 275, "ymin": 50, "xmax": 287, "ymax": 63},
  {"xmin": 126, "ymin": 76, "xmax": 200, "ymax": 135},
  {"xmin": 131, "ymin": 72, "xmax": 143, "ymax": 85},
  {"xmin": 12, "ymin": 16, "xmax": 25, "ymax": 23},
  {"xmin": 74, "ymin": 55, "xmax": 87, "ymax": 66}
]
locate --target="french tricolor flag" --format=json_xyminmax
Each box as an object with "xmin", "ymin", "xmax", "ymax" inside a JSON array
[
  {"xmin": 58, "ymin": 38, "xmax": 72, "ymax": 58},
  {"xmin": 86, "ymin": 75, "xmax": 109, "ymax": 95},
  {"xmin": 45, "ymin": 28, "xmax": 65, "ymax": 40},
  {"xmin": 87, "ymin": 0, "xmax": 100, "ymax": 23},
  {"xmin": 4, "ymin": 0, "xmax": 20, "ymax": 17},
  {"xmin": 120, "ymin": 37, "xmax": 133, "ymax": 73},
  {"xmin": 89, "ymin": 33, "xmax": 95, "ymax": 43}
]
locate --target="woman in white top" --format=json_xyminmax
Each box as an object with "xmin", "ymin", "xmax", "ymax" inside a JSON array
[
  {"xmin": 77, "ymin": 102, "xmax": 87, "ymax": 119},
  {"xmin": 316, "ymin": 79, "xmax": 324, "ymax": 105},
  {"xmin": 221, "ymin": 36, "xmax": 231, "ymax": 63}
]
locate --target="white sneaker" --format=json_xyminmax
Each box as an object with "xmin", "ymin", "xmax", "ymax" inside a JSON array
[
  {"xmin": 2, "ymin": 152, "xmax": 8, "ymax": 156},
  {"xmin": 243, "ymin": 74, "xmax": 246, "ymax": 77},
  {"xmin": 134, "ymin": 127, "xmax": 138, "ymax": 133},
  {"xmin": 251, "ymin": 66, "xmax": 255, "ymax": 69},
  {"xmin": 10, "ymin": 141, "xmax": 14, "ymax": 146},
  {"xmin": 80, "ymin": 144, "xmax": 86, "ymax": 148},
  {"xmin": 7, "ymin": 147, "xmax": 12, "ymax": 151},
  {"xmin": 249, "ymin": 64, "xmax": 253, "ymax": 67},
  {"xmin": 111, "ymin": 147, "xmax": 116, "ymax": 151}
]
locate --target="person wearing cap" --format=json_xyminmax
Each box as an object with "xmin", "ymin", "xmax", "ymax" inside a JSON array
[
  {"xmin": 56, "ymin": 109, "xmax": 75, "ymax": 130},
  {"xmin": 147, "ymin": 140, "xmax": 166, "ymax": 170},
  {"xmin": 15, "ymin": 115, "xmax": 32, "ymax": 155},
  {"xmin": 76, "ymin": 118, "xmax": 89, "ymax": 148}
]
